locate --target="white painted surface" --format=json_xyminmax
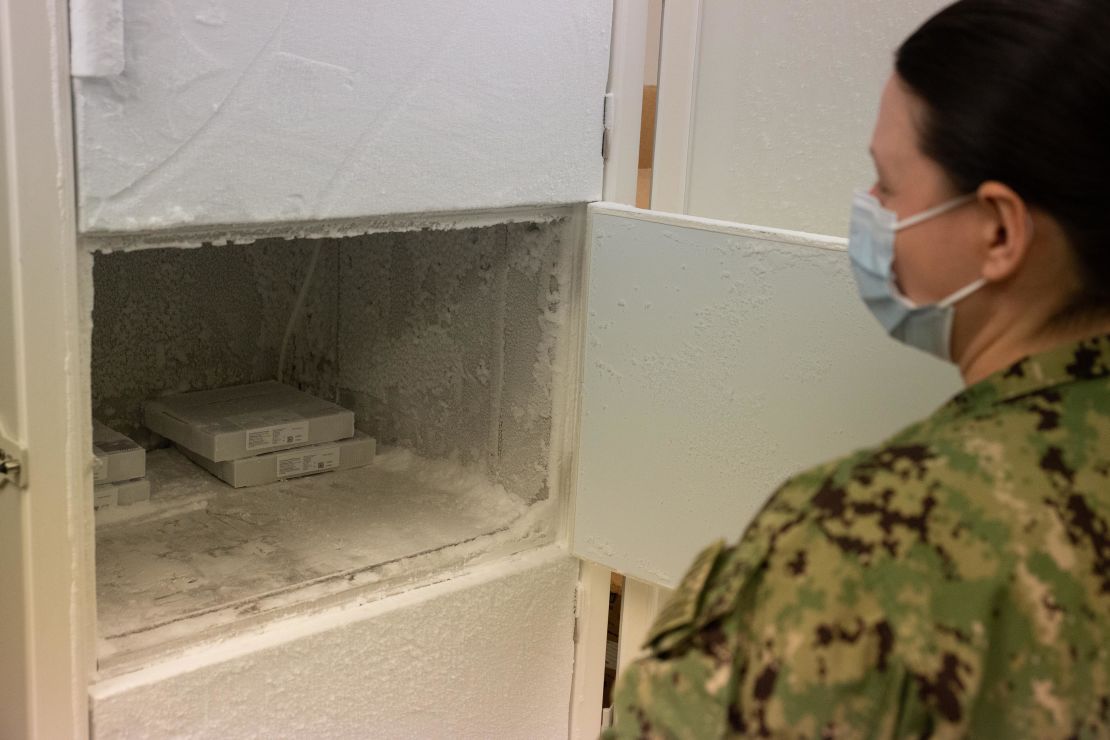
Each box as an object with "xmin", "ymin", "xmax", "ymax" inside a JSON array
[
  {"xmin": 91, "ymin": 548, "xmax": 578, "ymax": 739},
  {"xmin": 568, "ymin": 560, "xmax": 611, "ymax": 740},
  {"xmin": 0, "ymin": 18, "xmax": 29, "ymax": 734},
  {"xmin": 0, "ymin": 10, "xmax": 24, "ymax": 464},
  {"xmin": 602, "ymin": 0, "xmax": 649, "ymax": 206},
  {"xmin": 573, "ymin": 204, "xmax": 961, "ymax": 587},
  {"xmin": 649, "ymin": 0, "xmax": 701, "ymax": 213},
  {"xmin": 0, "ymin": 0, "xmax": 95, "ymax": 736},
  {"xmin": 72, "ymin": 0, "xmax": 612, "ymax": 233},
  {"xmin": 615, "ymin": 578, "xmax": 670, "ymax": 678},
  {"xmin": 643, "ymin": 0, "xmax": 663, "ymax": 83},
  {"xmin": 685, "ymin": 0, "xmax": 949, "ymax": 235}
]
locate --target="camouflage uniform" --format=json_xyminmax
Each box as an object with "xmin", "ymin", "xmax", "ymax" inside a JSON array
[{"xmin": 605, "ymin": 335, "xmax": 1110, "ymax": 739}]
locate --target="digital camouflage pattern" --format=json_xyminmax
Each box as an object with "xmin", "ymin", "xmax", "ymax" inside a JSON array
[{"xmin": 605, "ymin": 335, "xmax": 1110, "ymax": 739}]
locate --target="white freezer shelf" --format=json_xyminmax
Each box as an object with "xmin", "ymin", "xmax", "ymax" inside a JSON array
[{"xmin": 96, "ymin": 445, "xmax": 553, "ymax": 672}]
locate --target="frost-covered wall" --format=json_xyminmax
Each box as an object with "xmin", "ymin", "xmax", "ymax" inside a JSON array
[
  {"xmin": 71, "ymin": 0, "xmax": 612, "ymax": 232},
  {"xmin": 90, "ymin": 548, "xmax": 578, "ymax": 739},
  {"xmin": 91, "ymin": 240, "xmax": 325, "ymax": 444},
  {"xmin": 335, "ymin": 221, "xmax": 569, "ymax": 501},
  {"xmin": 91, "ymin": 218, "xmax": 572, "ymax": 501}
]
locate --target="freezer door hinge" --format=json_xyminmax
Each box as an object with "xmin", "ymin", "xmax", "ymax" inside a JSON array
[
  {"xmin": 0, "ymin": 433, "xmax": 28, "ymax": 489},
  {"xmin": 602, "ymin": 92, "xmax": 615, "ymax": 159}
]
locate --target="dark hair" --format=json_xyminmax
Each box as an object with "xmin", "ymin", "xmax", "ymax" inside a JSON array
[{"xmin": 896, "ymin": 0, "xmax": 1110, "ymax": 321}]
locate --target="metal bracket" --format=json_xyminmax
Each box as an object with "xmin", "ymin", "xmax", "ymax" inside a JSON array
[
  {"xmin": 0, "ymin": 432, "xmax": 28, "ymax": 489},
  {"xmin": 602, "ymin": 92, "xmax": 615, "ymax": 159}
]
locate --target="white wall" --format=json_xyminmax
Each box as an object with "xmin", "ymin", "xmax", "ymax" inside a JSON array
[
  {"xmin": 685, "ymin": 0, "xmax": 950, "ymax": 236},
  {"xmin": 72, "ymin": 0, "xmax": 612, "ymax": 233},
  {"xmin": 90, "ymin": 548, "xmax": 578, "ymax": 739},
  {"xmin": 644, "ymin": 0, "xmax": 663, "ymax": 83}
]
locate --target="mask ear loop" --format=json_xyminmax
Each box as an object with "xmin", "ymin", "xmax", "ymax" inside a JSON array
[
  {"xmin": 894, "ymin": 193, "xmax": 977, "ymax": 231},
  {"xmin": 889, "ymin": 193, "xmax": 983, "ymax": 309},
  {"xmin": 937, "ymin": 277, "xmax": 988, "ymax": 309},
  {"xmin": 935, "ymin": 204, "xmax": 1035, "ymax": 309}
]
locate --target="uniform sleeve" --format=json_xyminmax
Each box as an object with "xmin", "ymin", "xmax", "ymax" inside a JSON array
[
  {"xmin": 604, "ymin": 468, "xmax": 940, "ymax": 739},
  {"xmin": 602, "ymin": 540, "xmax": 742, "ymax": 739}
]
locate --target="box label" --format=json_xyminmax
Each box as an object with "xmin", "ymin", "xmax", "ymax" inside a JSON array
[
  {"xmin": 246, "ymin": 421, "xmax": 309, "ymax": 451},
  {"xmin": 275, "ymin": 446, "xmax": 340, "ymax": 479},
  {"xmin": 93, "ymin": 486, "xmax": 116, "ymax": 511}
]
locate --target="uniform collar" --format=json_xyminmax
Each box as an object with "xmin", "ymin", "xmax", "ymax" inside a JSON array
[{"xmin": 946, "ymin": 333, "xmax": 1110, "ymax": 412}]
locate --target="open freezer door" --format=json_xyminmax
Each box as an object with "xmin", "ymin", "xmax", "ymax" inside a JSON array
[{"xmin": 571, "ymin": 202, "xmax": 961, "ymax": 588}]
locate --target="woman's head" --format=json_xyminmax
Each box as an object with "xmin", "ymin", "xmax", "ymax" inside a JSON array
[{"xmin": 887, "ymin": 0, "xmax": 1110, "ymax": 328}]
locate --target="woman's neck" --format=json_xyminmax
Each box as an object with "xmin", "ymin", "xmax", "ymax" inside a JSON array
[{"xmin": 959, "ymin": 315, "xmax": 1110, "ymax": 386}]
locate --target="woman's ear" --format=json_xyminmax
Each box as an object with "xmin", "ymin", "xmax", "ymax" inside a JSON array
[{"xmin": 977, "ymin": 181, "xmax": 1033, "ymax": 283}]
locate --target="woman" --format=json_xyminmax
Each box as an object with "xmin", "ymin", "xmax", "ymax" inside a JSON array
[{"xmin": 606, "ymin": 0, "xmax": 1110, "ymax": 737}]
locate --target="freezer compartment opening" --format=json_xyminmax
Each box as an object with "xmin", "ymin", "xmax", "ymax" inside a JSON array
[{"xmin": 87, "ymin": 214, "xmax": 580, "ymax": 671}]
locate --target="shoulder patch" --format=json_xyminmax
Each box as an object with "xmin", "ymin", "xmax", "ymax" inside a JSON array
[{"xmin": 644, "ymin": 540, "xmax": 727, "ymax": 651}]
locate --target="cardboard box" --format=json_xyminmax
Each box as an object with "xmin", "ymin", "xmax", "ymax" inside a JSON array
[
  {"xmin": 144, "ymin": 381, "xmax": 355, "ymax": 462},
  {"xmin": 93, "ymin": 420, "xmax": 146, "ymax": 484},
  {"xmin": 94, "ymin": 478, "xmax": 152, "ymax": 512},
  {"xmin": 179, "ymin": 432, "xmax": 376, "ymax": 488}
]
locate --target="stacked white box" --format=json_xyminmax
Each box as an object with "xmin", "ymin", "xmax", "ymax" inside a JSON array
[
  {"xmin": 93, "ymin": 419, "xmax": 146, "ymax": 484},
  {"xmin": 94, "ymin": 478, "xmax": 152, "ymax": 511},
  {"xmin": 144, "ymin": 381, "xmax": 355, "ymax": 462},
  {"xmin": 147, "ymin": 381, "xmax": 372, "ymax": 489},
  {"xmin": 93, "ymin": 420, "xmax": 150, "ymax": 520},
  {"xmin": 179, "ymin": 432, "xmax": 376, "ymax": 488}
]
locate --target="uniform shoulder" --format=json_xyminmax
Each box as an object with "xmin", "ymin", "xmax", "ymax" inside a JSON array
[
  {"xmin": 773, "ymin": 402, "xmax": 984, "ymax": 507},
  {"xmin": 638, "ymin": 433, "xmax": 947, "ymax": 659}
]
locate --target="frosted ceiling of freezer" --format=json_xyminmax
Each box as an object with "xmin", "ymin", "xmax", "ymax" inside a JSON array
[{"xmin": 71, "ymin": 0, "xmax": 612, "ymax": 233}]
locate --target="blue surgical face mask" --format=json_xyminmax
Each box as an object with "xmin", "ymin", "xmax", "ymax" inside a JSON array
[{"xmin": 848, "ymin": 190, "xmax": 985, "ymax": 362}]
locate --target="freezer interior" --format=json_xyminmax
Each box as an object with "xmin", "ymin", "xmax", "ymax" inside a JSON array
[{"xmin": 87, "ymin": 214, "xmax": 580, "ymax": 671}]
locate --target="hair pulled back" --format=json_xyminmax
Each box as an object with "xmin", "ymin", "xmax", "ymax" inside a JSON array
[{"xmin": 897, "ymin": 0, "xmax": 1110, "ymax": 320}]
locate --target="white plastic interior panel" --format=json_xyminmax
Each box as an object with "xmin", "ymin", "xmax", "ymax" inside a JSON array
[
  {"xmin": 71, "ymin": 0, "xmax": 612, "ymax": 233},
  {"xmin": 573, "ymin": 204, "xmax": 961, "ymax": 587},
  {"xmin": 685, "ymin": 0, "xmax": 949, "ymax": 236},
  {"xmin": 91, "ymin": 548, "xmax": 577, "ymax": 739}
]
